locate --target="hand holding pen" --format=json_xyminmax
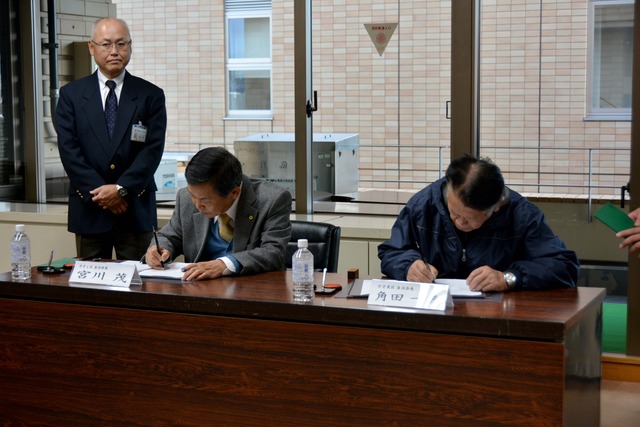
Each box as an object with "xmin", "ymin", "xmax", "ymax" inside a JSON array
[
  {"xmin": 147, "ymin": 227, "xmax": 168, "ymax": 269},
  {"xmin": 407, "ymin": 259, "xmax": 438, "ymax": 283}
]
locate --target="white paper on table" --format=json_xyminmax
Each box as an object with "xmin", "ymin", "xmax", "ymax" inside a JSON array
[
  {"xmin": 435, "ymin": 278, "xmax": 484, "ymax": 298},
  {"xmin": 121, "ymin": 260, "xmax": 190, "ymax": 281}
]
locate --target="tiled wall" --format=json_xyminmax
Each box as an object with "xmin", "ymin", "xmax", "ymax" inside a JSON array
[
  {"xmin": 53, "ymin": 0, "xmax": 631, "ymax": 197},
  {"xmin": 44, "ymin": 0, "xmax": 117, "ymax": 198},
  {"xmin": 479, "ymin": 1, "xmax": 631, "ymax": 195}
]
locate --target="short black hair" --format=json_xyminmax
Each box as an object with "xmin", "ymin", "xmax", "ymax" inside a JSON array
[
  {"xmin": 185, "ymin": 147, "xmax": 243, "ymax": 197},
  {"xmin": 445, "ymin": 154, "xmax": 504, "ymax": 211}
]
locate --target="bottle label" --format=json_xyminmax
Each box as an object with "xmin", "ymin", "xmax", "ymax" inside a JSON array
[
  {"xmin": 292, "ymin": 261, "xmax": 313, "ymax": 283},
  {"xmin": 11, "ymin": 243, "xmax": 30, "ymax": 263}
]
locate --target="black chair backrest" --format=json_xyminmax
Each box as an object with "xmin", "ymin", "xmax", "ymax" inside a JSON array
[{"xmin": 285, "ymin": 220, "xmax": 341, "ymax": 273}]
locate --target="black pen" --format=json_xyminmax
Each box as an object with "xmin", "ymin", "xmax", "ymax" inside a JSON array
[
  {"xmin": 423, "ymin": 258, "xmax": 437, "ymax": 282},
  {"xmin": 346, "ymin": 294, "xmax": 368, "ymax": 299},
  {"xmin": 152, "ymin": 227, "xmax": 165, "ymax": 268}
]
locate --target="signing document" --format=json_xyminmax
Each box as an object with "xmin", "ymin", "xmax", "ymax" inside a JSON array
[{"xmin": 122, "ymin": 261, "xmax": 191, "ymax": 281}]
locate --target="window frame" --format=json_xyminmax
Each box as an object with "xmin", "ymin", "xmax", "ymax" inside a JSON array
[
  {"xmin": 225, "ymin": 9, "xmax": 273, "ymax": 120},
  {"xmin": 585, "ymin": 0, "xmax": 634, "ymax": 121}
]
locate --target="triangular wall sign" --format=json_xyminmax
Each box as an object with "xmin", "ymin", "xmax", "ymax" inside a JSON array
[{"xmin": 364, "ymin": 23, "xmax": 398, "ymax": 56}]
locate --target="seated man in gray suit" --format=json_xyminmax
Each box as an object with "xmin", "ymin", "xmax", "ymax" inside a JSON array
[{"xmin": 145, "ymin": 147, "xmax": 292, "ymax": 281}]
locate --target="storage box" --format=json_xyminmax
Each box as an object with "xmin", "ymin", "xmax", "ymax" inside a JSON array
[
  {"xmin": 154, "ymin": 159, "xmax": 178, "ymax": 202},
  {"xmin": 234, "ymin": 133, "xmax": 359, "ymax": 198}
]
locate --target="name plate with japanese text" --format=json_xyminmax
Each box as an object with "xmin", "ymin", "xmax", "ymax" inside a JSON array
[
  {"xmin": 367, "ymin": 279, "xmax": 453, "ymax": 311},
  {"xmin": 69, "ymin": 261, "xmax": 142, "ymax": 288}
]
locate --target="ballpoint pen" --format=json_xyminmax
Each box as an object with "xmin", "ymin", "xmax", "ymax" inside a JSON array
[
  {"xmin": 47, "ymin": 250, "xmax": 54, "ymax": 270},
  {"xmin": 152, "ymin": 227, "xmax": 165, "ymax": 268},
  {"xmin": 40, "ymin": 250, "xmax": 64, "ymax": 274},
  {"xmin": 423, "ymin": 258, "xmax": 437, "ymax": 282},
  {"xmin": 321, "ymin": 267, "xmax": 327, "ymax": 292}
]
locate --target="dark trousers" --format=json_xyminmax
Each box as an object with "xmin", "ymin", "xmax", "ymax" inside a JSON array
[{"xmin": 76, "ymin": 228, "xmax": 153, "ymax": 261}]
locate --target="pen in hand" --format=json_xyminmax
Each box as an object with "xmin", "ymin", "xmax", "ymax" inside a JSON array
[
  {"xmin": 423, "ymin": 259, "xmax": 437, "ymax": 282},
  {"xmin": 152, "ymin": 227, "xmax": 165, "ymax": 268}
]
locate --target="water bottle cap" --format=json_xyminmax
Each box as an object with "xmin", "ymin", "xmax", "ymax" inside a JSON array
[
  {"xmin": 15, "ymin": 224, "xmax": 25, "ymax": 232},
  {"xmin": 297, "ymin": 238, "xmax": 308, "ymax": 248}
]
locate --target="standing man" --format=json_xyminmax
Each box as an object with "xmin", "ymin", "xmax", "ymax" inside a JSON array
[
  {"xmin": 145, "ymin": 147, "xmax": 292, "ymax": 281},
  {"xmin": 55, "ymin": 18, "xmax": 167, "ymax": 260},
  {"xmin": 378, "ymin": 155, "xmax": 579, "ymax": 291}
]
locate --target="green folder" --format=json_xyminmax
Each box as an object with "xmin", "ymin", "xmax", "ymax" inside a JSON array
[
  {"xmin": 37, "ymin": 257, "xmax": 77, "ymax": 269},
  {"xmin": 594, "ymin": 203, "xmax": 635, "ymax": 233}
]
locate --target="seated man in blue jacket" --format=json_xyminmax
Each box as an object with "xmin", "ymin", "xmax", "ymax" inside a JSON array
[{"xmin": 378, "ymin": 155, "xmax": 579, "ymax": 292}]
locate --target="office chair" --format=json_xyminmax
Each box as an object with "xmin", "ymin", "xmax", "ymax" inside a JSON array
[{"xmin": 285, "ymin": 220, "xmax": 341, "ymax": 273}]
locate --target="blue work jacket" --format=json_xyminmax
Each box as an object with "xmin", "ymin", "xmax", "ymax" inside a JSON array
[{"xmin": 378, "ymin": 178, "xmax": 579, "ymax": 290}]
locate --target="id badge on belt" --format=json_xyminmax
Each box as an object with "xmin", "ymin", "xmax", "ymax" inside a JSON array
[{"xmin": 131, "ymin": 121, "xmax": 147, "ymax": 142}]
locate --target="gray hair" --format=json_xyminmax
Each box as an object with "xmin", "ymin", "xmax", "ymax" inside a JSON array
[{"xmin": 91, "ymin": 18, "xmax": 131, "ymax": 40}]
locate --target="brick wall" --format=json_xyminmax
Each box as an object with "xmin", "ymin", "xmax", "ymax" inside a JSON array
[{"xmin": 100, "ymin": 0, "xmax": 632, "ymax": 196}]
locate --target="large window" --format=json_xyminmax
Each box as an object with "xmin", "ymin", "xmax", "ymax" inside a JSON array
[
  {"xmin": 0, "ymin": 0, "xmax": 24, "ymax": 201},
  {"xmin": 479, "ymin": 0, "xmax": 631, "ymax": 196},
  {"xmin": 111, "ymin": 0, "xmax": 630, "ymax": 199},
  {"xmin": 225, "ymin": 2, "xmax": 272, "ymax": 119},
  {"xmin": 587, "ymin": 0, "xmax": 634, "ymax": 120}
]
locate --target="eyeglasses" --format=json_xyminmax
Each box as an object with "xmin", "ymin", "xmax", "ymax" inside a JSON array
[{"xmin": 90, "ymin": 40, "xmax": 131, "ymax": 51}]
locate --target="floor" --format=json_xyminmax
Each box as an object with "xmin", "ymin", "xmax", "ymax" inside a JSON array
[{"xmin": 601, "ymin": 379, "xmax": 640, "ymax": 426}]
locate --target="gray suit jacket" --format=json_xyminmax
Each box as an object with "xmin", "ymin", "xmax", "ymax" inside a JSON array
[{"xmin": 157, "ymin": 176, "xmax": 292, "ymax": 274}]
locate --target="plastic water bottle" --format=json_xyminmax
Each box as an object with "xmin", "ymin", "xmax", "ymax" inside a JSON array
[
  {"xmin": 11, "ymin": 224, "xmax": 31, "ymax": 280},
  {"xmin": 292, "ymin": 239, "xmax": 314, "ymax": 302}
]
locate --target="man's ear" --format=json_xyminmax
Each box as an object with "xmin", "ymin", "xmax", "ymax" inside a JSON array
[{"xmin": 230, "ymin": 186, "xmax": 241, "ymax": 200}]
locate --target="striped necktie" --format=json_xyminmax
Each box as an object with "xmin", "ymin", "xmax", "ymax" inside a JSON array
[{"xmin": 218, "ymin": 213, "xmax": 234, "ymax": 243}]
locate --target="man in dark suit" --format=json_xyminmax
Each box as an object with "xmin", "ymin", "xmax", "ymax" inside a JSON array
[
  {"xmin": 145, "ymin": 147, "xmax": 292, "ymax": 281},
  {"xmin": 55, "ymin": 18, "xmax": 167, "ymax": 260}
]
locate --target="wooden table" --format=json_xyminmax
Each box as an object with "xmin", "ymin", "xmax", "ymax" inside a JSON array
[{"xmin": 0, "ymin": 269, "xmax": 604, "ymax": 426}]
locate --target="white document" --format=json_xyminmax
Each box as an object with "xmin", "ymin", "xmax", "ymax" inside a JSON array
[
  {"xmin": 122, "ymin": 261, "xmax": 190, "ymax": 281},
  {"xmin": 434, "ymin": 278, "xmax": 484, "ymax": 298}
]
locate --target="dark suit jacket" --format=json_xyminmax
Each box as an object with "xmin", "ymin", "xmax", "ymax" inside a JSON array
[
  {"xmin": 157, "ymin": 176, "xmax": 293, "ymax": 275},
  {"xmin": 55, "ymin": 71, "xmax": 167, "ymax": 235}
]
